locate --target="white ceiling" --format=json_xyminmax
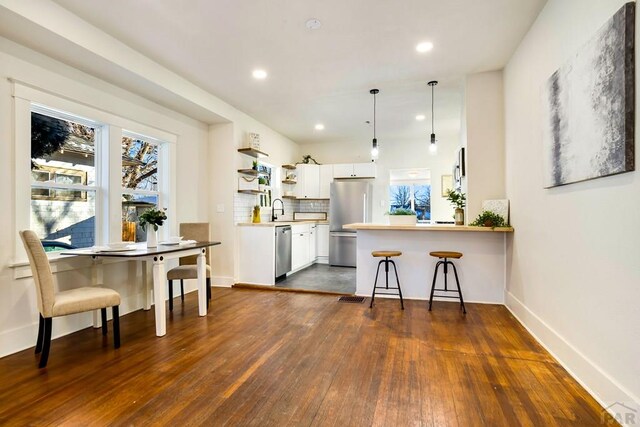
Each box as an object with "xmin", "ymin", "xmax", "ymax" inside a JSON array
[{"xmin": 41, "ymin": 0, "xmax": 545, "ymax": 144}]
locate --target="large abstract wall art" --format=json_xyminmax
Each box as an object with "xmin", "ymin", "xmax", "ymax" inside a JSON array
[{"xmin": 542, "ymin": 2, "xmax": 635, "ymax": 188}]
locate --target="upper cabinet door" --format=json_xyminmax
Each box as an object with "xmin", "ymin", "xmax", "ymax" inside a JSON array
[
  {"xmin": 297, "ymin": 164, "xmax": 320, "ymax": 198},
  {"xmin": 332, "ymin": 164, "xmax": 354, "ymax": 178},
  {"xmin": 353, "ymin": 162, "xmax": 376, "ymax": 178},
  {"xmin": 319, "ymin": 164, "xmax": 333, "ymax": 198}
]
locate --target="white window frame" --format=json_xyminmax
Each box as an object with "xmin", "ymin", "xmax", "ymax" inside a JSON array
[
  {"xmin": 389, "ymin": 179, "xmax": 432, "ymax": 222},
  {"xmin": 13, "ymin": 82, "xmax": 177, "ymax": 264}
]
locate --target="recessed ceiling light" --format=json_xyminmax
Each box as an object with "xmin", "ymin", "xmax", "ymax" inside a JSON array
[
  {"xmin": 416, "ymin": 114, "xmax": 426, "ymax": 121},
  {"xmin": 315, "ymin": 124, "xmax": 325, "ymax": 130},
  {"xmin": 306, "ymin": 19, "xmax": 322, "ymax": 30},
  {"xmin": 252, "ymin": 69, "xmax": 268, "ymax": 79},
  {"xmin": 416, "ymin": 42, "xmax": 434, "ymax": 53}
]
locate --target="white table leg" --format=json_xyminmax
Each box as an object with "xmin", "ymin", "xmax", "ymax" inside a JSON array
[
  {"xmin": 152, "ymin": 256, "xmax": 167, "ymax": 337},
  {"xmin": 92, "ymin": 259, "xmax": 104, "ymax": 329},
  {"xmin": 197, "ymin": 249, "xmax": 207, "ymax": 316},
  {"xmin": 142, "ymin": 260, "xmax": 152, "ymax": 311}
]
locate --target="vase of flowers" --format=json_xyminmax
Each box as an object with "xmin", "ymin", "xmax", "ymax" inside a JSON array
[
  {"xmin": 446, "ymin": 190, "xmax": 466, "ymax": 225},
  {"xmin": 139, "ymin": 207, "xmax": 167, "ymax": 248}
]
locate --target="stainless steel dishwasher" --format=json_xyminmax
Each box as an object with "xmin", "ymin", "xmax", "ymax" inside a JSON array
[{"xmin": 275, "ymin": 225, "xmax": 292, "ymax": 281}]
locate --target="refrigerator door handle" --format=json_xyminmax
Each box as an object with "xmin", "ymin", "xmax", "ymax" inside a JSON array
[{"xmin": 363, "ymin": 194, "xmax": 366, "ymax": 223}]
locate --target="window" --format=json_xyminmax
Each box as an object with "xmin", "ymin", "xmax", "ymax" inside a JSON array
[
  {"xmin": 30, "ymin": 109, "xmax": 100, "ymax": 250},
  {"xmin": 389, "ymin": 169, "xmax": 431, "ymax": 221},
  {"xmin": 121, "ymin": 134, "xmax": 161, "ymax": 243}
]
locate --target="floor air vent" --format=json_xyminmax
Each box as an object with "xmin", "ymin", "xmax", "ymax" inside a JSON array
[{"xmin": 338, "ymin": 296, "xmax": 366, "ymax": 303}]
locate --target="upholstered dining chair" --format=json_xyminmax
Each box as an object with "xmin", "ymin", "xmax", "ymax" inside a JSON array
[
  {"xmin": 166, "ymin": 223, "xmax": 212, "ymax": 311},
  {"xmin": 19, "ymin": 230, "xmax": 121, "ymax": 368}
]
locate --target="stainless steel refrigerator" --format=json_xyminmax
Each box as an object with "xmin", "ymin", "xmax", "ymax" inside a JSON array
[{"xmin": 329, "ymin": 180, "xmax": 372, "ymax": 267}]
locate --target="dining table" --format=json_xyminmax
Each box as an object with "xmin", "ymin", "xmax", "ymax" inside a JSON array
[{"xmin": 62, "ymin": 241, "xmax": 221, "ymax": 337}]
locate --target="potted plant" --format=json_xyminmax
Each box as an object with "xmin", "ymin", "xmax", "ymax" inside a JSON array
[
  {"xmin": 388, "ymin": 208, "xmax": 417, "ymax": 225},
  {"xmin": 446, "ymin": 190, "xmax": 466, "ymax": 225},
  {"xmin": 252, "ymin": 160, "xmax": 259, "ymax": 171},
  {"xmin": 252, "ymin": 205, "xmax": 261, "ymax": 224},
  {"xmin": 469, "ymin": 211, "xmax": 508, "ymax": 228},
  {"xmin": 138, "ymin": 207, "xmax": 167, "ymax": 248},
  {"xmin": 258, "ymin": 177, "xmax": 267, "ymax": 192}
]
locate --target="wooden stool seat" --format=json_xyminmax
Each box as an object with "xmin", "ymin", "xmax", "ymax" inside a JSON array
[
  {"xmin": 372, "ymin": 251, "xmax": 402, "ymax": 258},
  {"xmin": 430, "ymin": 251, "xmax": 463, "ymax": 259}
]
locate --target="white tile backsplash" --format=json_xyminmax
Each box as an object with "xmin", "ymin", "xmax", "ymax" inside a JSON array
[{"xmin": 234, "ymin": 193, "xmax": 299, "ymax": 224}]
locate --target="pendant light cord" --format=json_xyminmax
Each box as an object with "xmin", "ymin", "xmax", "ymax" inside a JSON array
[
  {"xmin": 373, "ymin": 92, "xmax": 377, "ymax": 139},
  {"xmin": 431, "ymin": 84, "xmax": 434, "ymax": 135}
]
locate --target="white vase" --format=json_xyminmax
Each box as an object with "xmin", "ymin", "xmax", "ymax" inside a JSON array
[{"xmin": 146, "ymin": 228, "xmax": 158, "ymax": 248}]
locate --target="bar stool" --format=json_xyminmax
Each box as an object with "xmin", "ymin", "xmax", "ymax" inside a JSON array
[
  {"xmin": 428, "ymin": 251, "xmax": 466, "ymax": 314},
  {"xmin": 370, "ymin": 251, "xmax": 404, "ymax": 310}
]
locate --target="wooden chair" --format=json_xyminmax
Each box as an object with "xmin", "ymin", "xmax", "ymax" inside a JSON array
[
  {"xmin": 19, "ymin": 230, "xmax": 121, "ymax": 368},
  {"xmin": 166, "ymin": 223, "xmax": 212, "ymax": 311}
]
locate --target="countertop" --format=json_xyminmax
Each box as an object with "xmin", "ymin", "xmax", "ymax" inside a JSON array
[
  {"xmin": 343, "ymin": 223, "xmax": 514, "ymax": 232},
  {"xmin": 237, "ymin": 220, "xmax": 329, "ymax": 227}
]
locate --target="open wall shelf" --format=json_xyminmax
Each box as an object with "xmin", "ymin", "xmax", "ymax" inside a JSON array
[
  {"xmin": 238, "ymin": 148, "xmax": 269, "ymax": 158},
  {"xmin": 238, "ymin": 169, "xmax": 269, "ymax": 177},
  {"xmin": 237, "ymin": 190, "xmax": 266, "ymax": 195}
]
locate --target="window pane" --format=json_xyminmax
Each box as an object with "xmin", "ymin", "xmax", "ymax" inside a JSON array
[
  {"xmin": 121, "ymin": 194, "xmax": 159, "ymax": 242},
  {"xmin": 122, "ymin": 137, "xmax": 158, "ymax": 191},
  {"xmin": 389, "ymin": 185, "xmax": 412, "ymax": 212},
  {"xmin": 413, "ymin": 185, "xmax": 431, "ymax": 221},
  {"xmin": 30, "ymin": 189, "xmax": 96, "ymax": 250},
  {"xmin": 31, "ymin": 112, "xmax": 96, "ymax": 186}
]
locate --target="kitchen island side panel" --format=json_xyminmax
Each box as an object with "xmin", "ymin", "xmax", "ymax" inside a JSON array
[
  {"xmin": 355, "ymin": 230, "xmax": 506, "ymax": 303},
  {"xmin": 237, "ymin": 226, "xmax": 276, "ymax": 286}
]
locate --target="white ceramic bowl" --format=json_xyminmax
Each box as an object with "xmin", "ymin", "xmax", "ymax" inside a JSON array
[
  {"xmin": 168, "ymin": 236, "xmax": 183, "ymax": 243},
  {"xmin": 108, "ymin": 242, "xmax": 130, "ymax": 250}
]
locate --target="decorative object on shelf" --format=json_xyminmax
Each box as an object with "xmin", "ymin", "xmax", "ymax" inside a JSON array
[
  {"xmin": 441, "ymin": 174, "xmax": 453, "ymax": 197},
  {"xmin": 258, "ymin": 177, "xmax": 267, "ymax": 192},
  {"xmin": 387, "ymin": 208, "xmax": 417, "ymax": 225},
  {"xmin": 482, "ymin": 199, "xmax": 509, "ymax": 224},
  {"xmin": 299, "ymin": 155, "xmax": 320, "ymax": 165},
  {"xmin": 138, "ymin": 207, "xmax": 167, "ymax": 248},
  {"xmin": 369, "ymin": 88, "xmax": 380, "ymax": 160},
  {"xmin": 252, "ymin": 205, "xmax": 261, "ymax": 224},
  {"xmin": 542, "ymin": 2, "xmax": 635, "ymax": 188},
  {"xmin": 252, "ymin": 160, "xmax": 258, "ymax": 171},
  {"xmin": 446, "ymin": 190, "xmax": 466, "ymax": 225},
  {"xmin": 428, "ymin": 80, "xmax": 438, "ymax": 155},
  {"xmin": 469, "ymin": 210, "xmax": 508, "ymax": 228},
  {"xmin": 238, "ymin": 176, "xmax": 259, "ymax": 192},
  {"xmin": 247, "ymin": 132, "xmax": 261, "ymax": 150}
]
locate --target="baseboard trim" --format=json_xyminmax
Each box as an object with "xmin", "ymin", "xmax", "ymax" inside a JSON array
[
  {"xmin": 211, "ymin": 276, "xmax": 234, "ymax": 287},
  {"xmin": 505, "ymin": 291, "xmax": 639, "ymax": 416}
]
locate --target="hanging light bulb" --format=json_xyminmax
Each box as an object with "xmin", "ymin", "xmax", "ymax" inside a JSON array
[
  {"xmin": 370, "ymin": 89, "xmax": 380, "ymax": 160},
  {"xmin": 428, "ymin": 80, "xmax": 438, "ymax": 155}
]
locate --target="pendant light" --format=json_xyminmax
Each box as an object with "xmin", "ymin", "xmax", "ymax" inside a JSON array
[
  {"xmin": 370, "ymin": 88, "xmax": 379, "ymax": 160},
  {"xmin": 428, "ymin": 80, "xmax": 438, "ymax": 154}
]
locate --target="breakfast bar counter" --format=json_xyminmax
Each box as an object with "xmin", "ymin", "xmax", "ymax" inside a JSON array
[{"xmin": 343, "ymin": 223, "xmax": 514, "ymax": 303}]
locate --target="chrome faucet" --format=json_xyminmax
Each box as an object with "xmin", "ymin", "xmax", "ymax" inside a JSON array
[{"xmin": 271, "ymin": 198, "xmax": 285, "ymax": 222}]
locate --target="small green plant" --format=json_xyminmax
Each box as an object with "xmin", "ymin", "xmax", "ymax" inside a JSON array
[
  {"xmin": 138, "ymin": 207, "xmax": 167, "ymax": 231},
  {"xmin": 446, "ymin": 190, "xmax": 466, "ymax": 209},
  {"xmin": 389, "ymin": 208, "xmax": 417, "ymax": 216},
  {"xmin": 469, "ymin": 210, "xmax": 508, "ymax": 228},
  {"xmin": 258, "ymin": 177, "xmax": 267, "ymax": 185},
  {"xmin": 252, "ymin": 160, "xmax": 258, "ymax": 170}
]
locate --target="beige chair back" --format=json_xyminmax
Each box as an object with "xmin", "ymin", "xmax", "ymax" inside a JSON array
[
  {"xmin": 179, "ymin": 223, "xmax": 211, "ymax": 266},
  {"xmin": 19, "ymin": 230, "xmax": 55, "ymax": 318}
]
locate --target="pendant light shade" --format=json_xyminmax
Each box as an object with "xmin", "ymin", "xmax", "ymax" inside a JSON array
[
  {"xmin": 370, "ymin": 89, "xmax": 379, "ymax": 160},
  {"xmin": 428, "ymin": 80, "xmax": 438, "ymax": 155}
]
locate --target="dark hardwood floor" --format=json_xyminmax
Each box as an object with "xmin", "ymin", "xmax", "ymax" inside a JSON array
[{"xmin": 0, "ymin": 288, "xmax": 615, "ymax": 426}]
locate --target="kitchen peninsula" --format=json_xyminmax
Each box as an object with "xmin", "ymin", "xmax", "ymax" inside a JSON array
[{"xmin": 343, "ymin": 223, "xmax": 514, "ymax": 303}]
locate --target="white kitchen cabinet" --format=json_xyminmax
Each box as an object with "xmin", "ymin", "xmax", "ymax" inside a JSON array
[
  {"xmin": 309, "ymin": 224, "xmax": 317, "ymax": 261},
  {"xmin": 292, "ymin": 230, "xmax": 310, "ymax": 271},
  {"xmin": 317, "ymin": 224, "xmax": 329, "ymax": 261},
  {"xmin": 332, "ymin": 163, "xmax": 377, "ymax": 178},
  {"xmin": 295, "ymin": 164, "xmax": 320, "ymax": 199},
  {"xmin": 319, "ymin": 164, "xmax": 333, "ymax": 199}
]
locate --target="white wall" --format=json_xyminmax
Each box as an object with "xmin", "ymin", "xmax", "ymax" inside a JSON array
[
  {"xmin": 504, "ymin": 0, "xmax": 640, "ymax": 414},
  {"xmin": 299, "ymin": 133, "xmax": 459, "ymax": 223},
  {"xmin": 0, "ymin": 37, "xmax": 211, "ymax": 357},
  {"xmin": 464, "ymin": 71, "xmax": 506, "ymax": 221}
]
